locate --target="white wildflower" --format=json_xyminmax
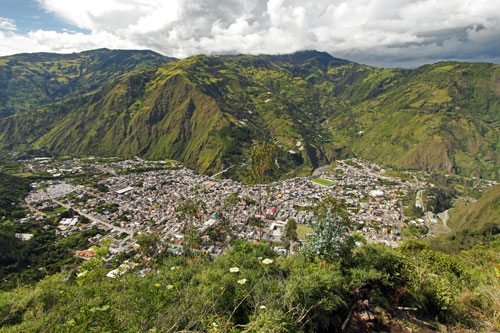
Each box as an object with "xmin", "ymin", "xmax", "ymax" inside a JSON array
[
  {"xmin": 229, "ymin": 267, "xmax": 240, "ymax": 273},
  {"xmin": 262, "ymin": 258, "xmax": 273, "ymax": 265},
  {"xmin": 77, "ymin": 270, "xmax": 88, "ymax": 277},
  {"xmin": 237, "ymin": 279, "xmax": 247, "ymax": 285},
  {"xmin": 260, "ymin": 305, "xmax": 267, "ymax": 309}
]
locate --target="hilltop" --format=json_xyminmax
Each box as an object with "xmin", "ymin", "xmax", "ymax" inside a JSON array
[
  {"xmin": 0, "ymin": 49, "xmax": 498, "ymax": 180},
  {"xmin": 0, "ymin": 48, "xmax": 175, "ymax": 118}
]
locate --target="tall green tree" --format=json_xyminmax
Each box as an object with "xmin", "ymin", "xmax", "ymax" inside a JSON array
[
  {"xmin": 312, "ymin": 195, "xmax": 348, "ymax": 221},
  {"xmin": 303, "ymin": 213, "xmax": 349, "ymax": 262},
  {"xmin": 136, "ymin": 232, "xmax": 161, "ymax": 259},
  {"xmin": 283, "ymin": 218, "xmax": 298, "ymax": 255},
  {"xmin": 303, "ymin": 196, "xmax": 350, "ymax": 262},
  {"xmin": 244, "ymin": 141, "xmax": 280, "ymax": 240},
  {"xmin": 245, "ymin": 141, "xmax": 279, "ymax": 185},
  {"xmin": 184, "ymin": 226, "xmax": 202, "ymax": 258}
]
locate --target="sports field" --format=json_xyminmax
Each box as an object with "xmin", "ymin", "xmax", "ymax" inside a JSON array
[{"xmin": 312, "ymin": 178, "xmax": 334, "ymax": 186}]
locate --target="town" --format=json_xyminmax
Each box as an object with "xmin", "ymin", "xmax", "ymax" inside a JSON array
[{"xmin": 16, "ymin": 156, "xmax": 495, "ymax": 270}]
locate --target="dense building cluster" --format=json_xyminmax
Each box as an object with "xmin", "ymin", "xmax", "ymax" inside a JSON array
[{"xmin": 20, "ymin": 157, "xmax": 496, "ymax": 262}]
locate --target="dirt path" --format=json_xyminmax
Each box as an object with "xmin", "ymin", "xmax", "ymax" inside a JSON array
[
  {"xmin": 312, "ymin": 164, "xmax": 331, "ymax": 177},
  {"xmin": 435, "ymin": 209, "xmax": 451, "ymax": 234}
]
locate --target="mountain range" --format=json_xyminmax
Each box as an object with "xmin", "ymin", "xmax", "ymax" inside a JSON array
[{"xmin": 0, "ymin": 49, "xmax": 498, "ymax": 180}]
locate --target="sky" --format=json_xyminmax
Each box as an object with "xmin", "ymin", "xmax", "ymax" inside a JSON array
[{"xmin": 1, "ymin": 0, "xmax": 500, "ymax": 67}]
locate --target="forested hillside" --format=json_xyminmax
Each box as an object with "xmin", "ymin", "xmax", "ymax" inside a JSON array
[
  {"xmin": 0, "ymin": 49, "xmax": 174, "ymax": 118},
  {"xmin": 427, "ymin": 185, "xmax": 500, "ymax": 252},
  {"xmin": 0, "ymin": 172, "xmax": 30, "ymax": 220},
  {"xmin": 0, "ymin": 50, "xmax": 498, "ymax": 180}
]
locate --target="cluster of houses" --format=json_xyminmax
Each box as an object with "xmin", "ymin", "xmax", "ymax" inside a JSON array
[{"xmin": 18, "ymin": 156, "xmax": 497, "ymax": 274}]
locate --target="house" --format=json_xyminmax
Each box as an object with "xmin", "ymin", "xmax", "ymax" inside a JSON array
[
  {"xmin": 116, "ymin": 186, "xmax": 134, "ymax": 195},
  {"xmin": 15, "ymin": 233, "xmax": 34, "ymax": 241},
  {"xmin": 269, "ymin": 221, "xmax": 286, "ymax": 238},
  {"xmin": 75, "ymin": 248, "xmax": 96, "ymax": 259},
  {"xmin": 266, "ymin": 207, "xmax": 277, "ymax": 219}
]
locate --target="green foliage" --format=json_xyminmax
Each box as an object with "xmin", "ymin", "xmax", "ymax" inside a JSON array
[
  {"xmin": 401, "ymin": 224, "xmax": 428, "ymax": 237},
  {"xmin": 0, "ymin": 221, "xmax": 102, "ymax": 290},
  {"xmin": 0, "ymin": 172, "xmax": 30, "ymax": 220},
  {"xmin": 90, "ymin": 182, "xmax": 109, "ymax": 193},
  {"xmin": 302, "ymin": 212, "xmax": 349, "ymax": 262},
  {"xmin": 94, "ymin": 203, "xmax": 119, "ymax": 214},
  {"xmin": 312, "ymin": 194, "xmax": 348, "ymax": 220},
  {"xmin": 0, "ymin": 51, "xmax": 498, "ymax": 180},
  {"xmin": 175, "ymin": 199, "xmax": 206, "ymax": 217},
  {"xmin": 1, "ymin": 239, "xmax": 497, "ymax": 331},
  {"xmin": 224, "ymin": 191, "xmax": 241, "ymax": 208},
  {"xmin": 245, "ymin": 141, "xmax": 279, "ymax": 185},
  {"xmin": 282, "ymin": 218, "xmax": 298, "ymax": 254},
  {"xmin": 302, "ymin": 196, "xmax": 350, "ymax": 261},
  {"xmin": 427, "ymin": 185, "xmax": 500, "ymax": 252},
  {"xmin": 136, "ymin": 232, "xmax": 161, "ymax": 259},
  {"xmin": 425, "ymin": 185, "xmax": 456, "ymax": 214}
]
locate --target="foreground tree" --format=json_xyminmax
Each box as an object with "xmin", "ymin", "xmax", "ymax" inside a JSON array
[
  {"xmin": 136, "ymin": 232, "xmax": 161, "ymax": 259},
  {"xmin": 283, "ymin": 217, "xmax": 298, "ymax": 255},
  {"xmin": 244, "ymin": 141, "xmax": 279, "ymax": 240},
  {"xmin": 302, "ymin": 196, "xmax": 350, "ymax": 262},
  {"xmin": 245, "ymin": 141, "xmax": 279, "ymax": 185},
  {"xmin": 303, "ymin": 213, "xmax": 349, "ymax": 261}
]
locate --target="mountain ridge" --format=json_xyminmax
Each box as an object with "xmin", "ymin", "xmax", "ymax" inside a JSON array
[
  {"xmin": 0, "ymin": 48, "xmax": 175, "ymax": 119},
  {"xmin": 0, "ymin": 49, "xmax": 498, "ymax": 180}
]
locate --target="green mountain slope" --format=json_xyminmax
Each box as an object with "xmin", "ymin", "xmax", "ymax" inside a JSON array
[
  {"xmin": 427, "ymin": 185, "xmax": 500, "ymax": 252},
  {"xmin": 0, "ymin": 49, "xmax": 175, "ymax": 118},
  {"xmin": 0, "ymin": 50, "xmax": 498, "ymax": 179},
  {"xmin": 331, "ymin": 62, "xmax": 500, "ymax": 179},
  {"xmin": 0, "ymin": 51, "xmax": 355, "ymax": 175}
]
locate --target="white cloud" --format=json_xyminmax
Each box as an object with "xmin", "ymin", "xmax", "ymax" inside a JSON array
[
  {"xmin": 0, "ymin": 17, "xmax": 17, "ymax": 31},
  {"xmin": 0, "ymin": 0, "xmax": 499, "ymax": 67}
]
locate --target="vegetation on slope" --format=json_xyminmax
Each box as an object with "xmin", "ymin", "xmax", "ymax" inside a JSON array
[
  {"xmin": 0, "ymin": 170, "xmax": 103, "ymax": 290},
  {"xmin": 427, "ymin": 185, "xmax": 500, "ymax": 253},
  {"xmin": 0, "ymin": 50, "xmax": 498, "ymax": 180},
  {"xmin": 0, "ymin": 238, "xmax": 498, "ymax": 332},
  {"xmin": 0, "ymin": 49, "xmax": 174, "ymax": 118},
  {"xmin": 0, "ymin": 171, "xmax": 30, "ymax": 220},
  {"xmin": 0, "ymin": 223, "xmax": 102, "ymax": 291}
]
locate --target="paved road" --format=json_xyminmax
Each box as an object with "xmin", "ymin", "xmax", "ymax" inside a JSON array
[
  {"xmin": 95, "ymin": 166, "xmax": 118, "ymax": 176},
  {"xmin": 52, "ymin": 198, "xmax": 132, "ymax": 236},
  {"xmin": 211, "ymin": 165, "xmax": 236, "ymax": 179},
  {"xmin": 438, "ymin": 209, "xmax": 449, "ymax": 227},
  {"xmin": 26, "ymin": 203, "xmax": 47, "ymax": 217}
]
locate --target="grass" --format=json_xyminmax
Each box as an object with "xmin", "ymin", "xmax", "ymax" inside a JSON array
[
  {"xmin": 383, "ymin": 169, "xmax": 409, "ymax": 180},
  {"xmin": 296, "ymin": 224, "xmax": 313, "ymax": 240},
  {"xmin": 12, "ymin": 172, "xmax": 34, "ymax": 177},
  {"xmin": 312, "ymin": 178, "xmax": 334, "ymax": 186},
  {"xmin": 44, "ymin": 206, "xmax": 67, "ymax": 216}
]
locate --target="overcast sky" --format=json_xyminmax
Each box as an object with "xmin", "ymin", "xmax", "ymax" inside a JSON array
[{"xmin": 0, "ymin": 0, "xmax": 499, "ymax": 67}]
